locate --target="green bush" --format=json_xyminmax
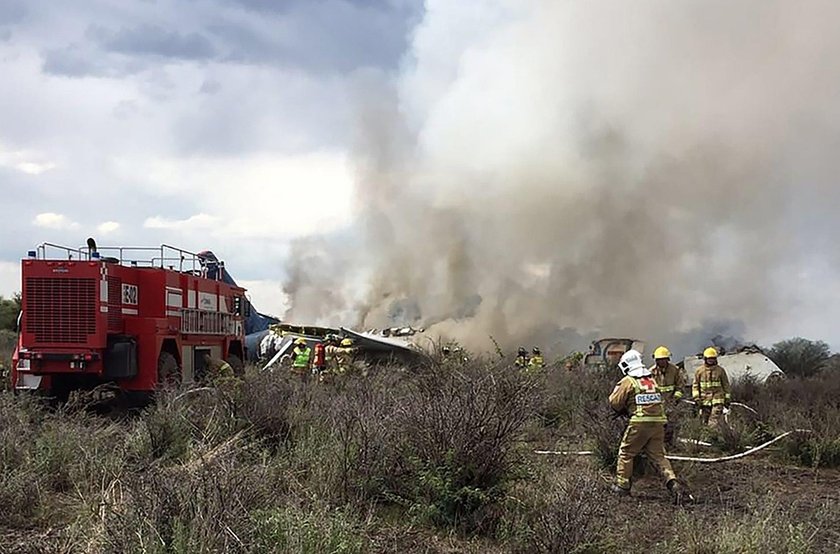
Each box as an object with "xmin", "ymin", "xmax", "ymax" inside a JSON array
[
  {"xmin": 502, "ymin": 469, "xmax": 608, "ymax": 554},
  {"xmin": 383, "ymin": 362, "xmax": 536, "ymax": 532},
  {"xmin": 769, "ymin": 337, "xmax": 830, "ymax": 378},
  {"xmin": 657, "ymin": 497, "xmax": 814, "ymax": 554},
  {"xmin": 252, "ymin": 505, "xmax": 368, "ymax": 554}
]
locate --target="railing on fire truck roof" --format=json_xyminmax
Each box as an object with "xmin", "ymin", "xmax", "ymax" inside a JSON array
[{"xmin": 33, "ymin": 242, "xmax": 226, "ymax": 279}]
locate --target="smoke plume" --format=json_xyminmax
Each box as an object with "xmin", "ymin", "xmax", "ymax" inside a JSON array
[{"xmin": 283, "ymin": 1, "xmax": 840, "ymax": 358}]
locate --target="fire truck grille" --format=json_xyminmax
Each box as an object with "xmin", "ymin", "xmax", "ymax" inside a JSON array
[
  {"xmin": 107, "ymin": 276, "xmax": 122, "ymax": 331},
  {"xmin": 25, "ymin": 277, "xmax": 97, "ymax": 343}
]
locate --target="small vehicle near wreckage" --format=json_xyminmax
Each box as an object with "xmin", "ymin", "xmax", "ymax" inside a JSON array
[{"xmin": 11, "ymin": 239, "xmax": 248, "ymax": 402}]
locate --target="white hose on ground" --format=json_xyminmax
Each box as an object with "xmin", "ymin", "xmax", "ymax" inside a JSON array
[
  {"xmin": 174, "ymin": 387, "xmax": 215, "ymax": 401},
  {"xmin": 680, "ymin": 398, "xmax": 760, "ymax": 425},
  {"xmin": 664, "ymin": 429, "xmax": 812, "ymax": 463},
  {"xmin": 677, "ymin": 438, "xmax": 713, "ymax": 447},
  {"xmin": 533, "ymin": 429, "xmax": 813, "ymax": 463},
  {"xmin": 730, "ymin": 402, "xmax": 760, "ymax": 416}
]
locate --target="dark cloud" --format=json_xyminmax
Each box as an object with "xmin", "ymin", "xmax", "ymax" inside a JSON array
[
  {"xmin": 0, "ymin": 0, "xmax": 26, "ymax": 25},
  {"xmin": 42, "ymin": 46, "xmax": 107, "ymax": 77},
  {"xmin": 36, "ymin": 1, "xmax": 422, "ymax": 78},
  {"xmin": 91, "ymin": 24, "xmax": 217, "ymax": 61},
  {"xmin": 206, "ymin": 0, "xmax": 424, "ymax": 73}
]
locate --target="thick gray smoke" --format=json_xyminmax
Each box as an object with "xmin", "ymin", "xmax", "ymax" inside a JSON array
[{"xmin": 283, "ymin": 1, "xmax": 840, "ymax": 358}]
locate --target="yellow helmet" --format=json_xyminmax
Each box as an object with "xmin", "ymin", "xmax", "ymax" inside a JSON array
[
  {"xmin": 340, "ymin": 338, "xmax": 353, "ymax": 347},
  {"xmin": 295, "ymin": 337, "xmax": 307, "ymax": 346},
  {"xmin": 703, "ymin": 347, "xmax": 718, "ymax": 358},
  {"xmin": 653, "ymin": 346, "xmax": 671, "ymax": 360}
]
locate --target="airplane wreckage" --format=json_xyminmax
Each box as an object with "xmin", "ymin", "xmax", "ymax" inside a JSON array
[{"xmin": 251, "ymin": 324, "xmax": 430, "ymax": 371}]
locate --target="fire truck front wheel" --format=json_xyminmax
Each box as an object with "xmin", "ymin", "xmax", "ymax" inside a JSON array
[
  {"xmin": 157, "ymin": 351, "xmax": 181, "ymax": 388},
  {"xmin": 227, "ymin": 354, "xmax": 245, "ymax": 378}
]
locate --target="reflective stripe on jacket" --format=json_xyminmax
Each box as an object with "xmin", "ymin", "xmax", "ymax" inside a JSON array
[
  {"xmin": 650, "ymin": 362, "xmax": 685, "ymax": 400},
  {"xmin": 292, "ymin": 346, "xmax": 312, "ymax": 368},
  {"xmin": 692, "ymin": 364, "xmax": 731, "ymax": 406},
  {"xmin": 609, "ymin": 375, "xmax": 667, "ymax": 424}
]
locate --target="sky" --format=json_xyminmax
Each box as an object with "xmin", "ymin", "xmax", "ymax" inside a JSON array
[
  {"xmin": 0, "ymin": 0, "xmax": 422, "ymax": 315},
  {"xmin": 2, "ymin": 0, "xmax": 840, "ymax": 355}
]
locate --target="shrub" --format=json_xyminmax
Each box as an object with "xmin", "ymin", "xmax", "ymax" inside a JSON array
[
  {"xmin": 384, "ymin": 362, "xmax": 537, "ymax": 532},
  {"xmin": 503, "ymin": 469, "xmax": 609, "ymax": 554},
  {"xmin": 236, "ymin": 371, "xmax": 299, "ymax": 449},
  {"xmin": 743, "ymin": 373, "xmax": 840, "ymax": 468},
  {"xmin": 658, "ymin": 496, "xmax": 814, "ymax": 554},
  {"xmin": 101, "ymin": 457, "xmax": 279, "ymax": 553},
  {"xmin": 252, "ymin": 505, "xmax": 369, "ymax": 554},
  {"xmin": 538, "ymin": 370, "xmax": 616, "ymax": 432},
  {"xmin": 769, "ymin": 337, "xmax": 830, "ymax": 378},
  {"xmin": 142, "ymin": 394, "xmax": 192, "ymax": 462},
  {"xmin": 320, "ymin": 360, "xmax": 537, "ymax": 533}
]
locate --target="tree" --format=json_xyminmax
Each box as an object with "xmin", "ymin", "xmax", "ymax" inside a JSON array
[
  {"xmin": 0, "ymin": 293, "xmax": 21, "ymax": 332},
  {"xmin": 769, "ymin": 337, "xmax": 831, "ymax": 378}
]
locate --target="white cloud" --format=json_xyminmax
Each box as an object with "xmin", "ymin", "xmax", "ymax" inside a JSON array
[
  {"xmin": 32, "ymin": 212, "xmax": 79, "ymax": 230},
  {"xmin": 97, "ymin": 221, "xmax": 121, "ymax": 234},
  {"xmin": 0, "ymin": 146, "xmax": 56, "ymax": 175},
  {"xmin": 143, "ymin": 213, "xmax": 217, "ymax": 231},
  {"xmin": 133, "ymin": 152, "xmax": 354, "ymax": 240},
  {"xmin": 15, "ymin": 161, "xmax": 56, "ymax": 175}
]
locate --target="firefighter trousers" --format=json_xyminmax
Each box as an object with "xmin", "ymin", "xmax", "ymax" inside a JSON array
[
  {"xmin": 699, "ymin": 404, "xmax": 725, "ymax": 428},
  {"xmin": 615, "ymin": 422, "xmax": 676, "ymax": 490}
]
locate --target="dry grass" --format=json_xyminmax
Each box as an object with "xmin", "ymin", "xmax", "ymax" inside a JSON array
[{"xmin": 1, "ymin": 352, "xmax": 839, "ymax": 553}]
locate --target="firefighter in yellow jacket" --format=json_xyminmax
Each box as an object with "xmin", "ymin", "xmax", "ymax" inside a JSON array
[
  {"xmin": 528, "ymin": 347, "xmax": 545, "ymax": 371},
  {"xmin": 290, "ymin": 338, "xmax": 312, "ymax": 380},
  {"xmin": 650, "ymin": 346, "xmax": 685, "ymax": 446},
  {"xmin": 202, "ymin": 353, "xmax": 236, "ymax": 387},
  {"xmin": 610, "ymin": 349, "xmax": 687, "ymax": 502},
  {"xmin": 692, "ymin": 347, "xmax": 731, "ymax": 428},
  {"xmin": 514, "ymin": 347, "xmax": 529, "ymax": 368}
]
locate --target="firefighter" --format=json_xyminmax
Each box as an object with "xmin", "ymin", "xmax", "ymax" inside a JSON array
[
  {"xmin": 609, "ymin": 349, "xmax": 687, "ymax": 503},
  {"xmin": 202, "ymin": 353, "xmax": 235, "ymax": 387},
  {"xmin": 650, "ymin": 346, "xmax": 685, "ymax": 446},
  {"xmin": 528, "ymin": 347, "xmax": 545, "ymax": 370},
  {"xmin": 692, "ymin": 347, "xmax": 731, "ymax": 428},
  {"xmin": 290, "ymin": 338, "xmax": 312, "ymax": 380},
  {"xmin": 514, "ymin": 347, "xmax": 529, "ymax": 368},
  {"xmin": 336, "ymin": 338, "xmax": 356, "ymax": 375},
  {"xmin": 313, "ymin": 340, "xmax": 327, "ymax": 378},
  {"xmin": 323, "ymin": 335, "xmax": 341, "ymax": 379}
]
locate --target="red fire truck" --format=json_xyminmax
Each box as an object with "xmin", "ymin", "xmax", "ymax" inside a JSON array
[{"xmin": 11, "ymin": 241, "xmax": 248, "ymax": 400}]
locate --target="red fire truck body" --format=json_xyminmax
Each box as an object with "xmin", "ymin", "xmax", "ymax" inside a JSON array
[{"xmin": 12, "ymin": 243, "xmax": 247, "ymax": 398}]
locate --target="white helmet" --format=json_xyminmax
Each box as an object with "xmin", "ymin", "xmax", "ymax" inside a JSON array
[{"xmin": 618, "ymin": 349, "xmax": 650, "ymax": 378}]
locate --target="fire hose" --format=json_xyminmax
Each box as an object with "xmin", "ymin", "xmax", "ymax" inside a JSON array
[
  {"xmin": 535, "ymin": 399, "xmax": 814, "ymax": 463},
  {"xmin": 680, "ymin": 398, "xmax": 760, "ymax": 420},
  {"xmin": 535, "ymin": 430, "xmax": 812, "ymax": 463}
]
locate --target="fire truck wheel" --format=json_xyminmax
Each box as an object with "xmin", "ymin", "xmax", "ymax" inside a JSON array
[
  {"xmin": 157, "ymin": 351, "xmax": 181, "ymax": 388},
  {"xmin": 227, "ymin": 354, "xmax": 245, "ymax": 378}
]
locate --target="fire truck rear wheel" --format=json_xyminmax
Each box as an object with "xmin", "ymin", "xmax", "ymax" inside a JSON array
[
  {"xmin": 227, "ymin": 354, "xmax": 245, "ymax": 378},
  {"xmin": 157, "ymin": 351, "xmax": 181, "ymax": 388}
]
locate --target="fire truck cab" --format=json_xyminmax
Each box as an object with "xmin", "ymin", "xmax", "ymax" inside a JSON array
[{"xmin": 12, "ymin": 241, "xmax": 248, "ymax": 400}]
